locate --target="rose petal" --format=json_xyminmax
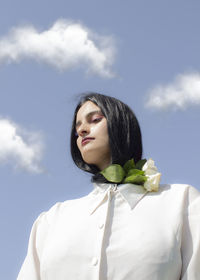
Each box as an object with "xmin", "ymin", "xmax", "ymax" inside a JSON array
[
  {"xmin": 142, "ymin": 158, "xmax": 158, "ymax": 175},
  {"xmin": 144, "ymin": 173, "xmax": 161, "ymax": 192}
]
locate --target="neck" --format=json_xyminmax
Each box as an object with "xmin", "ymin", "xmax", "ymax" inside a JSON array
[{"xmin": 98, "ymin": 157, "xmax": 112, "ymax": 171}]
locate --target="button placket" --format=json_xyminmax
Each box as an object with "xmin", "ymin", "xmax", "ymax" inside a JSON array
[
  {"xmin": 90, "ymin": 189, "xmax": 112, "ymax": 278},
  {"xmin": 97, "ymin": 188, "xmax": 115, "ymax": 278}
]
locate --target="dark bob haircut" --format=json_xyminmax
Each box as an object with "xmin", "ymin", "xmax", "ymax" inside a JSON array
[{"xmin": 70, "ymin": 92, "xmax": 143, "ymax": 183}]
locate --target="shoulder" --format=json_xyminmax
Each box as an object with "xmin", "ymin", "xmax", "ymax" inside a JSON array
[
  {"xmin": 159, "ymin": 183, "xmax": 200, "ymax": 199},
  {"xmin": 36, "ymin": 193, "xmax": 92, "ymax": 226},
  {"xmin": 157, "ymin": 183, "xmax": 200, "ymax": 213}
]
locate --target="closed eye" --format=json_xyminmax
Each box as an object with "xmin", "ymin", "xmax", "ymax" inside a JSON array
[{"xmin": 91, "ymin": 117, "xmax": 103, "ymax": 123}]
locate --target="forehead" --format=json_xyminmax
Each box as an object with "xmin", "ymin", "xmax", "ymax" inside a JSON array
[{"xmin": 76, "ymin": 101, "xmax": 100, "ymax": 120}]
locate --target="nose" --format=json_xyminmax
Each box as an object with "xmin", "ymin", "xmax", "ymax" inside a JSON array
[{"xmin": 77, "ymin": 122, "xmax": 90, "ymax": 137}]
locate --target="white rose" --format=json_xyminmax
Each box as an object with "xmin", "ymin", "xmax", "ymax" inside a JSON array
[
  {"xmin": 142, "ymin": 158, "xmax": 161, "ymax": 191},
  {"xmin": 143, "ymin": 173, "xmax": 161, "ymax": 191},
  {"xmin": 142, "ymin": 158, "xmax": 158, "ymax": 175}
]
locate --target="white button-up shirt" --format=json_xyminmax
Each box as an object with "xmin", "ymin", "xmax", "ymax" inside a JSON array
[{"xmin": 17, "ymin": 183, "xmax": 200, "ymax": 280}]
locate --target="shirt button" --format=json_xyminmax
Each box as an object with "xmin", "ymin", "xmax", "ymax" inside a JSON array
[
  {"xmin": 99, "ymin": 222, "xmax": 104, "ymax": 229},
  {"xmin": 91, "ymin": 257, "xmax": 98, "ymax": 266}
]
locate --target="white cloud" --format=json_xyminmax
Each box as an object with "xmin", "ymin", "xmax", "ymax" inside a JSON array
[
  {"xmin": 0, "ymin": 118, "xmax": 44, "ymax": 173},
  {"xmin": 145, "ymin": 72, "xmax": 200, "ymax": 110},
  {"xmin": 0, "ymin": 19, "xmax": 115, "ymax": 77}
]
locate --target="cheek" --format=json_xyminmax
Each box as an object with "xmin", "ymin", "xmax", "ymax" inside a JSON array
[
  {"xmin": 91, "ymin": 120, "xmax": 109, "ymax": 137},
  {"xmin": 99, "ymin": 124, "xmax": 109, "ymax": 143},
  {"xmin": 76, "ymin": 138, "xmax": 82, "ymax": 151}
]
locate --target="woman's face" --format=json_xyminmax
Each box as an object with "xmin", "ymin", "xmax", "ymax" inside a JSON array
[{"xmin": 76, "ymin": 101, "xmax": 111, "ymax": 170}]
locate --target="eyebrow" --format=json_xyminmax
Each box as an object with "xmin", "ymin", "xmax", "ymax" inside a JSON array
[{"xmin": 75, "ymin": 110, "xmax": 103, "ymax": 128}]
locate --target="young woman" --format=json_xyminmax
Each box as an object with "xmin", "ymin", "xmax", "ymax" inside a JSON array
[{"xmin": 17, "ymin": 92, "xmax": 200, "ymax": 280}]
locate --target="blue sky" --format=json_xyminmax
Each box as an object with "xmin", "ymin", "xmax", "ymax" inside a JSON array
[{"xmin": 1, "ymin": 0, "xmax": 200, "ymax": 278}]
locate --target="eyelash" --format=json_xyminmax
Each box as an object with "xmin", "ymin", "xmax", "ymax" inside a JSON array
[{"xmin": 91, "ymin": 117, "xmax": 103, "ymax": 123}]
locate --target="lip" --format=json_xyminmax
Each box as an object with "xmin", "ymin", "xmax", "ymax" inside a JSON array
[{"xmin": 82, "ymin": 137, "xmax": 95, "ymax": 145}]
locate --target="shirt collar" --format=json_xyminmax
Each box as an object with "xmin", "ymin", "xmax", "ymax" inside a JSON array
[{"xmin": 88, "ymin": 182, "xmax": 148, "ymax": 215}]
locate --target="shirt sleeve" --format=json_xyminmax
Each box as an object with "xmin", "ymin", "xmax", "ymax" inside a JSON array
[
  {"xmin": 17, "ymin": 212, "xmax": 49, "ymax": 280},
  {"xmin": 181, "ymin": 194, "xmax": 200, "ymax": 279}
]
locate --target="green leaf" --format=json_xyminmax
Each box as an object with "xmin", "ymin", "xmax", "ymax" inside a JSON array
[
  {"xmin": 126, "ymin": 169, "xmax": 145, "ymax": 177},
  {"xmin": 100, "ymin": 164, "xmax": 125, "ymax": 183},
  {"xmin": 123, "ymin": 159, "xmax": 135, "ymax": 174},
  {"xmin": 135, "ymin": 159, "xmax": 147, "ymax": 170},
  {"xmin": 123, "ymin": 174, "xmax": 147, "ymax": 184}
]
